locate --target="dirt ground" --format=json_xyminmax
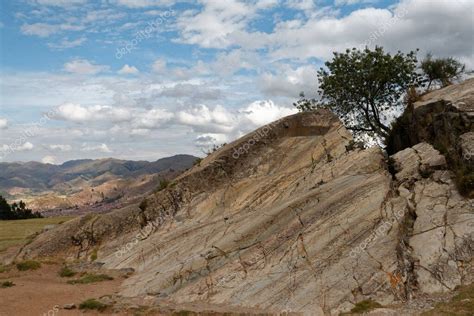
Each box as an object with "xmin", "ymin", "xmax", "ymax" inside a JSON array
[{"xmin": 0, "ymin": 263, "xmax": 124, "ymax": 316}]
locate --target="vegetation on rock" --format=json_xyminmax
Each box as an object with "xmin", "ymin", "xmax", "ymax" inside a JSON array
[
  {"xmin": 295, "ymin": 46, "xmax": 421, "ymax": 140},
  {"xmin": 16, "ymin": 260, "xmax": 41, "ymax": 271},
  {"xmin": 421, "ymin": 53, "xmax": 465, "ymax": 89}
]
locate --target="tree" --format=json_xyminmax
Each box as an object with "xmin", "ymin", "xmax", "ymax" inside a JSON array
[
  {"xmin": 0, "ymin": 196, "xmax": 13, "ymax": 220},
  {"xmin": 293, "ymin": 92, "xmax": 320, "ymax": 112},
  {"xmin": 421, "ymin": 53, "xmax": 465, "ymax": 89},
  {"xmin": 315, "ymin": 47, "xmax": 421, "ymax": 140},
  {"xmin": 0, "ymin": 195, "xmax": 42, "ymax": 220}
]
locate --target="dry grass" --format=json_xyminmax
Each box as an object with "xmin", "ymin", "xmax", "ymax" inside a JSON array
[
  {"xmin": 422, "ymin": 283, "xmax": 474, "ymax": 316},
  {"xmin": 0, "ymin": 216, "xmax": 74, "ymax": 252}
]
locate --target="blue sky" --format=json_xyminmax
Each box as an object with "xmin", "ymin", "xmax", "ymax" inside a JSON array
[{"xmin": 0, "ymin": 0, "xmax": 472, "ymax": 163}]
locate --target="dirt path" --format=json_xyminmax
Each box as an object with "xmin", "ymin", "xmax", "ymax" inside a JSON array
[{"xmin": 0, "ymin": 263, "xmax": 124, "ymax": 316}]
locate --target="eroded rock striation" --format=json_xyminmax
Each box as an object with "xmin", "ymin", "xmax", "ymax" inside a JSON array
[{"xmin": 18, "ymin": 81, "xmax": 474, "ymax": 315}]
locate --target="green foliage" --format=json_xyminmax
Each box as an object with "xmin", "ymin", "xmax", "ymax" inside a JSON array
[
  {"xmin": 0, "ymin": 195, "xmax": 43, "ymax": 220},
  {"xmin": 138, "ymin": 199, "xmax": 148, "ymax": 211},
  {"xmin": 156, "ymin": 179, "xmax": 170, "ymax": 192},
  {"xmin": 16, "ymin": 260, "xmax": 41, "ymax": 271},
  {"xmin": 193, "ymin": 158, "xmax": 202, "ymax": 166},
  {"xmin": 348, "ymin": 299, "xmax": 382, "ymax": 314},
  {"xmin": 421, "ymin": 53, "xmax": 465, "ymax": 89},
  {"xmin": 90, "ymin": 248, "xmax": 98, "ymax": 261},
  {"xmin": 79, "ymin": 298, "xmax": 107, "ymax": 311},
  {"xmin": 67, "ymin": 273, "xmax": 113, "ymax": 284},
  {"xmin": 293, "ymin": 91, "xmax": 322, "ymax": 112},
  {"xmin": 58, "ymin": 266, "xmax": 76, "ymax": 277},
  {"xmin": 1, "ymin": 281, "xmax": 14, "ymax": 288},
  {"xmin": 316, "ymin": 46, "xmax": 421, "ymax": 140}
]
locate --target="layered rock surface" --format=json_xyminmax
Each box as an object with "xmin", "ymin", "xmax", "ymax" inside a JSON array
[{"xmin": 17, "ymin": 82, "xmax": 474, "ymax": 315}]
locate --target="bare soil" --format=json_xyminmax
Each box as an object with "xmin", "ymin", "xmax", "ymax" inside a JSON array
[{"xmin": 0, "ymin": 263, "xmax": 123, "ymax": 316}]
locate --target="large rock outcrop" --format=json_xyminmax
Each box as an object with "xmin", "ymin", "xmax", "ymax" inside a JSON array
[
  {"xmin": 387, "ymin": 78, "xmax": 474, "ymax": 197},
  {"xmin": 17, "ymin": 81, "xmax": 474, "ymax": 315}
]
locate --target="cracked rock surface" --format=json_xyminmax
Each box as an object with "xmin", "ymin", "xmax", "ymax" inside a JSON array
[{"xmin": 17, "ymin": 82, "xmax": 474, "ymax": 315}]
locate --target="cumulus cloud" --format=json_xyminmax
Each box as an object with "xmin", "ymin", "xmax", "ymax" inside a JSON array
[
  {"xmin": 41, "ymin": 155, "xmax": 57, "ymax": 164},
  {"xmin": 49, "ymin": 144, "xmax": 72, "ymax": 151},
  {"xmin": 175, "ymin": 0, "xmax": 257, "ymax": 48},
  {"xmin": 63, "ymin": 59, "xmax": 109, "ymax": 75},
  {"xmin": 81, "ymin": 143, "xmax": 112, "ymax": 153},
  {"xmin": 55, "ymin": 103, "xmax": 131, "ymax": 123},
  {"xmin": 0, "ymin": 118, "xmax": 7, "ymax": 129},
  {"xmin": 240, "ymin": 100, "xmax": 297, "ymax": 126},
  {"xmin": 260, "ymin": 65, "xmax": 318, "ymax": 98},
  {"xmin": 118, "ymin": 64, "xmax": 139, "ymax": 75},
  {"xmin": 151, "ymin": 58, "xmax": 167, "ymax": 73},
  {"xmin": 159, "ymin": 83, "xmax": 222, "ymax": 101}
]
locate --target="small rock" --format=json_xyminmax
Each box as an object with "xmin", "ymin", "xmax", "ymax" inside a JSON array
[{"xmin": 63, "ymin": 303, "xmax": 76, "ymax": 310}]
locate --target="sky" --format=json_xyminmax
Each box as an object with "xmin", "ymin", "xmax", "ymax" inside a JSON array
[{"xmin": 0, "ymin": 0, "xmax": 472, "ymax": 164}]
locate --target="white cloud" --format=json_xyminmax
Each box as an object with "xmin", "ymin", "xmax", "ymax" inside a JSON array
[
  {"xmin": 41, "ymin": 155, "xmax": 57, "ymax": 164},
  {"xmin": 49, "ymin": 144, "xmax": 72, "ymax": 151},
  {"xmin": 113, "ymin": 0, "xmax": 174, "ymax": 8},
  {"xmin": 21, "ymin": 23, "xmax": 58, "ymax": 37},
  {"xmin": 56, "ymin": 103, "xmax": 131, "ymax": 123},
  {"xmin": 63, "ymin": 59, "xmax": 109, "ymax": 75},
  {"xmin": 151, "ymin": 58, "xmax": 167, "ymax": 73},
  {"xmin": 240, "ymin": 100, "xmax": 297, "ymax": 126},
  {"xmin": 18, "ymin": 142, "xmax": 34, "ymax": 151},
  {"xmin": 81, "ymin": 143, "xmax": 112, "ymax": 153},
  {"xmin": 132, "ymin": 108, "xmax": 174, "ymax": 129},
  {"xmin": 260, "ymin": 65, "xmax": 318, "ymax": 98},
  {"xmin": 48, "ymin": 37, "xmax": 86, "ymax": 49},
  {"xmin": 0, "ymin": 118, "xmax": 7, "ymax": 129},
  {"xmin": 35, "ymin": 0, "xmax": 86, "ymax": 6},
  {"xmin": 175, "ymin": 0, "xmax": 256, "ymax": 48},
  {"xmin": 176, "ymin": 104, "xmax": 237, "ymax": 133},
  {"xmin": 118, "ymin": 64, "xmax": 139, "ymax": 75}
]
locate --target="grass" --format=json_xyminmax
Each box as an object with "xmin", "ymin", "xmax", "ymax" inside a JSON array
[
  {"xmin": 79, "ymin": 298, "xmax": 107, "ymax": 311},
  {"xmin": 0, "ymin": 216, "xmax": 74, "ymax": 252},
  {"xmin": 90, "ymin": 247, "xmax": 98, "ymax": 261},
  {"xmin": 0, "ymin": 263, "xmax": 7, "ymax": 273},
  {"xmin": 340, "ymin": 299, "xmax": 383, "ymax": 314},
  {"xmin": 421, "ymin": 283, "xmax": 474, "ymax": 316},
  {"xmin": 1, "ymin": 281, "xmax": 14, "ymax": 288},
  {"xmin": 67, "ymin": 273, "xmax": 113, "ymax": 284},
  {"xmin": 58, "ymin": 266, "xmax": 76, "ymax": 277},
  {"xmin": 16, "ymin": 260, "xmax": 41, "ymax": 271}
]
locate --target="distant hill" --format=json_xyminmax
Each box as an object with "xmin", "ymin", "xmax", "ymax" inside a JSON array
[{"xmin": 0, "ymin": 154, "xmax": 198, "ymax": 214}]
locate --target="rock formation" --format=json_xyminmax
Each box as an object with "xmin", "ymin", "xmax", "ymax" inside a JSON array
[{"xmin": 17, "ymin": 80, "xmax": 474, "ymax": 315}]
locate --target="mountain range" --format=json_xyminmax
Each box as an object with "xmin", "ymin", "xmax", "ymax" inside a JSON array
[{"xmin": 0, "ymin": 154, "xmax": 198, "ymax": 214}]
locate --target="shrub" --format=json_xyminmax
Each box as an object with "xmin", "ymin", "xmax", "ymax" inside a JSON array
[
  {"xmin": 16, "ymin": 260, "xmax": 41, "ymax": 271},
  {"xmin": 1, "ymin": 281, "xmax": 14, "ymax": 288},
  {"xmin": 421, "ymin": 53, "xmax": 465, "ymax": 89},
  {"xmin": 67, "ymin": 273, "xmax": 113, "ymax": 284},
  {"xmin": 156, "ymin": 179, "xmax": 170, "ymax": 192},
  {"xmin": 58, "ymin": 266, "xmax": 76, "ymax": 277},
  {"xmin": 90, "ymin": 248, "xmax": 98, "ymax": 261},
  {"xmin": 349, "ymin": 299, "xmax": 382, "ymax": 314},
  {"xmin": 79, "ymin": 299, "xmax": 107, "ymax": 311}
]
